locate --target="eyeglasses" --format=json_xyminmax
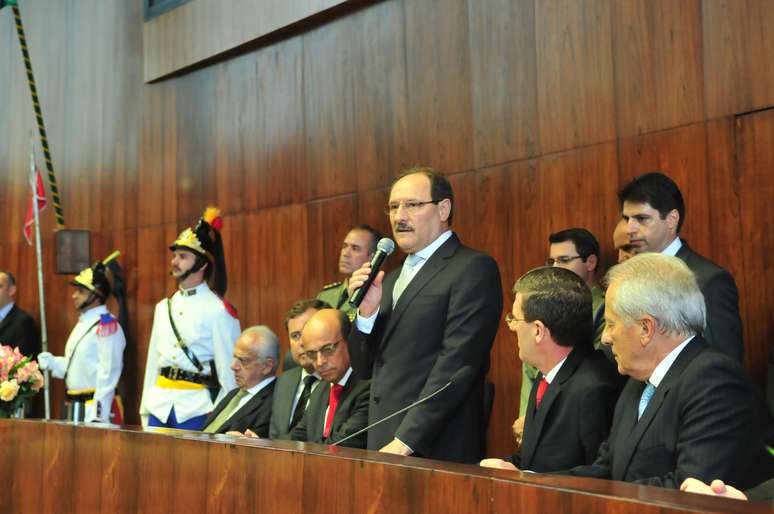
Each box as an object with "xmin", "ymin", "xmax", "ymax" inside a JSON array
[
  {"xmin": 545, "ymin": 255, "xmax": 584, "ymax": 266},
  {"xmin": 504, "ymin": 313, "xmax": 528, "ymax": 328},
  {"xmin": 384, "ymin": 200, "xmax": 438, "ymax": 216},
  {"xmin": 303, "ymin": 339, "xmax": 342, "ymax": 361}
]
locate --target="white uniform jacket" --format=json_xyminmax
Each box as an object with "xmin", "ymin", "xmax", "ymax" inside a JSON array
[
  {"xmin": 48, "ymin": 304, "xmax": 125, "ymax": 423},
  {"xmin": 139, "ymin": 282, "xmax": 240, "ymax": 424}
]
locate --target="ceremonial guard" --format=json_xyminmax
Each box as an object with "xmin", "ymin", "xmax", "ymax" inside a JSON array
[
  {"xmin": 38, "ymin": 251, "xmax": 127, "ymax": 423},
  {"xmin": 139, "ymin": 207, "xmax": 240, "ymax": 429}
]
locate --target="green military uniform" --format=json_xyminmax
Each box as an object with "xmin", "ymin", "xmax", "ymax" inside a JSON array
[
  {"xmin": 518, "ymin": 285, "xmax": 606, "ymax": 416},
  {"xmin": 316, "ymin": 279, "xmax": 357, "ymax": 322}
]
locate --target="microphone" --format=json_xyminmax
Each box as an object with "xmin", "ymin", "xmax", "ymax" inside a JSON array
[
  {"xmin": 331, "ymin": 366, "xmax": 473, "ymax": 447},
  {"xmin": 348, "ymin": 237, "xmax": 395, "ymax": 308}
]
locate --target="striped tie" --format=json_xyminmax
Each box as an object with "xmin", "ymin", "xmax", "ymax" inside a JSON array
[{"xmin": 638, "ymin": 382, "xmax": 656, "ymax": 420}]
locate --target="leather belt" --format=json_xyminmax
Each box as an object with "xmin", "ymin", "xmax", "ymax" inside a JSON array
[
  {"xmin": 159, "ymin": 366, "xmax": 215, "ymax": 386},
  {"xmin": 66, "ymin": 390, "xmax": 95, "ymax": 402}
]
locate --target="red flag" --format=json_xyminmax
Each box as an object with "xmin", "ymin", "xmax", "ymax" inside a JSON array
[{"xmin": 23, "ymin": 167, "xmax": 47, "ymax": 246}]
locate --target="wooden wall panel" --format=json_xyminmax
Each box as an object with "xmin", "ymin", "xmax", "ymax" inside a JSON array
[
  {"xmin": 617, "ymin": 123, "xmax": 712, "ymax": 258},
  {"xmin": 536, "ymin": 0, "xmax": 616, "ymax": 154},
  {"xmin": 612, "ymin": 0, "xmax": 704, "ymax": 138},
  {"xmin": 350, "ymin": 1, "xmax": 410, "ymax": 192},
  {"xmin": 404, "ymin": 0, "xmax": 474, "ymax": 174},
  {"xmin": 248, "ymin": 39, "xmax": 308, "ymax": 209},
  {"xmin": 303, "ymin": 17, "xmax": 357, "ymax": 200},
  {"xmin": 703, "ymin": 0, "xmax": 774, "ymax": 119},
  {"xmin": 469, "ymin": 0, "xmax": 538, "ymax": 167},
  {"xmin": 735, "ymin": 109, "xmax": 774, "ymax": 384},
  {"xmin": 306, "ymin": 196, "xmax": 357, "ymax": 294}
]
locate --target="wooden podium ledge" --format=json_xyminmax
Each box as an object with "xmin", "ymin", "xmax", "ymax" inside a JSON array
[{"xmin": 0, "ymin": 419, "xmax": 766, "ymax": 513}]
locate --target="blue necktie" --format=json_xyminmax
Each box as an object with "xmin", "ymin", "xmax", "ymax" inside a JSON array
[
  {"xmin": 392, "ymin": 254, "xmax": 422, "ymax": 306},
  {"xmin": 638, "ymin": 382, "xmax": 656, "ymax": 420}
]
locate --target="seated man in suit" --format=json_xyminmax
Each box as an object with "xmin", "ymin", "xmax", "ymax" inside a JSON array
[
  {"xmin": 553, "ymin": 254, "xmax": 773, "ymax": 489},
  {"xmin": 289, "ymin": 309, "xmax": 370, "ymax": 448},
  {"xmin": 0, "ymin": 270, "xmax": 40, "ymax": 359},
  {"xmin": 519, "ymin": 228, "xmax": 613, "ymax": 419},
  {"xmin": 269, "ymin": 298, "xmax": 329, "ymax": 440},
  {"xmin": 618, "ymin": 172, "xmax": 743, "ymax": 361},
  {"xmin": 201, "ymin": 325, "xmax": 278, "ymax": 435},
  {"xmin": 480, "ymin": 267, "xmax": 622, "ymax": 472}
]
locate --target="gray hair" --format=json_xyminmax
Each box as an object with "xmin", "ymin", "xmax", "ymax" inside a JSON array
[
  {"xmin": 604, "ymin": 253, "xmax": 706, "ymax": 337},
  {"xmin": 242, "ymin": 325, "xmax": 280, "ymax": 372}
]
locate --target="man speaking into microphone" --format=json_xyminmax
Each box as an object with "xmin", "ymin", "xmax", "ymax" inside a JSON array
[{"xmin": 348, "ymin": 167, "xmax": 502, "ymax": 463}]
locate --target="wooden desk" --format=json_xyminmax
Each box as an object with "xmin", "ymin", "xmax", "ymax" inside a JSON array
[{"xmin": 0, "ymin": 419, "xmax": 767, "ymax": 513}]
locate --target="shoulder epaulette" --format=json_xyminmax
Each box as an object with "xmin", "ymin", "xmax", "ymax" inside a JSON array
[
  {"xmin": 222, "ymin": 298, "xmax": 239, "ymax": 320},
  {"xmin": 321, "ymin": 281, "xmax": 342, "ymax": 290},
  {"xmin": 97, "ymin": 313, "xmax": 118, "ymax": 337}
]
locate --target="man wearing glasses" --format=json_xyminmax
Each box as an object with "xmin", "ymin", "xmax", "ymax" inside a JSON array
[
  {"xmin": 348, "ymin": 167, "xmax": 502, "ymax": 463},
  {"xmin": 480, "ymin": 267, "xmax": 621, "ymax": 472},
  {"xmin": 288, "ymin": 309, "xmax": 370, "ymax": 448}
]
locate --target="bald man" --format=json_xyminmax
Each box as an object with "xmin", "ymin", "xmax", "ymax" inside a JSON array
[{"xmin": 289, "ymin": 309, "xmax": 370, "ymax": 448}]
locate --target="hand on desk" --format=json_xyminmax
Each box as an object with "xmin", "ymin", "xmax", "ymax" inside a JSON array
[
  {"xmin": 224, "ymin": 429, "xmax": 259, "ymax": 438},
  {"xmin": 680, "ymin": 478, "xmax": 747, "ymax": 501},
  {"xmin": 480, "ymin": 458, "xmax": 518, "ymax": 471},
  {"xmin": 380, "ymin": 438, "xmax": 413, "ymax": 456}
]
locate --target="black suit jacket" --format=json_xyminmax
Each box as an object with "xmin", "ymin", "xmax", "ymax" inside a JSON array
[
  {"xmin": 0, "ymin": 305, "xmax": 40, "ymax": 358},
  {"xmin": 289, "ymin": 376, "xmax": 370, "ymax": 448},
  {"xmin": 562, "ymin": 337, "xmax": 774, "ymax": 489},
  {"xmin": 269, "ymin": 367, "xmax": 302, "ymax": 440},
  {"xmin": 676, "ymin": 243, "xmax": 743, "ymax": 361},
  {"xmin": 202, "ymin": 380, "xmax": 275, "ymax": 436},
  {"xmin": 507, "ymin": 346, "xmax": 623, "ymax": 472},
  {"xmin": 350, "ymin": 233, "xmax": 503, "ymax": 463}
]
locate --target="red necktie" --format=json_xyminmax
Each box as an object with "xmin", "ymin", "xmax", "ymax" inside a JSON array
[
  {"xmin": 535, "ymin": 378, "xmax": 549, "ymax": 409},
  {"xmin": 323, "ymin": 383, "xmax": 344, "ymax": 438}
]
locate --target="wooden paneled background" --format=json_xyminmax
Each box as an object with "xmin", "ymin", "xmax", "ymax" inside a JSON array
[{"xmin": 0, "ymin": 0, "xmax": 772, "ymax": 457}]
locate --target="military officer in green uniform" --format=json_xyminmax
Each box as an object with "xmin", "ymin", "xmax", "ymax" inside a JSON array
[
  {"xmin": 316, "ymin": 224, "xmax": 381, "ymax": 322},
  {"xmin": 518, "ymin": 228, "xmax": 610, "ymax": 418}
]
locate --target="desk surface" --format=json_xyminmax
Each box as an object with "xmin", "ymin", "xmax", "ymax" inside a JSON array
[{"xmin": 0, "ymin": 419, "xmax": 768, "ymax": 513}]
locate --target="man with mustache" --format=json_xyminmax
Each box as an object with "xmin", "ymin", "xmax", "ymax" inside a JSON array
[
  {"xmin": 348, "ymin": 167, "xmax": 502, "ymax": 463},
  {"xmin": 139, "ymin": 207, "xmax": 241, "ymax": 429},
  {"xmin": 316, "ymin": 225, "xmax": 381, "ymax": 323},
  {"xmin": 618, "ymin": 172, "xmax": 742, "ymax": 361}
]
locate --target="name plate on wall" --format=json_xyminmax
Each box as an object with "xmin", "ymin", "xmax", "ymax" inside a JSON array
[{"xmin": 143, "ymin": 0, "xmax": 363, "ymax": 82}]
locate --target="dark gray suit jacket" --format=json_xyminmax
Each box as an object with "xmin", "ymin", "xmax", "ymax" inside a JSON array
[
  {"xmin": 289, "ymin": 376, "xmax": 370, "ymax": 448},
  {"xmin": 202, "ymin": 381, "xmax": 275, "ymax": 435},
  {"xmin": 561, "ymin": 337, "xmax": 774, "ymax": 490},
  {"xmin": 349, "ymin": 234, "xmax": 503, "ymax": 463},
  {"xmin": 269, "ymin": 367, "xmax": 302, "ymax": 440},
  {"xmin": 0, "ymin": 304, "xmax": 40, "ymax": 358},
  {"xmin": 507, "ymin": 346, "xmax": 623, "ymax": 472},
  {"xmin": 676, "ymin": 243, "xmax": 743, "ymax": 361}
]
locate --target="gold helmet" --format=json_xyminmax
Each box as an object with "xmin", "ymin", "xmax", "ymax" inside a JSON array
[{"xmin": 170, "ymin": 207, "xmax": 228, "ymax": 296}]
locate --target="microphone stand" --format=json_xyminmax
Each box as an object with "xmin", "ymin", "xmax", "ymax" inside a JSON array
[{"xmin": 331, "ymin": 379, "xmax": 453, "ymax": 447}]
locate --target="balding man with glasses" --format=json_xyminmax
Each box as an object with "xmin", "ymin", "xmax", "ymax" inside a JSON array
[{"xmin": 288, "ymin": 309, "xmax": 370, "ymax": 448}]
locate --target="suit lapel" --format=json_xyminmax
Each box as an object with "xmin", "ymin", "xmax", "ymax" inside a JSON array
[
  {"xmin": 203, "ymin": 388, "xmax": 238, "ymax": 427},
  {"xmin": 330, "ymin": 379, "xmax": 357, "ymax": 433},
  {"xmin": 308, "ymin": 382, "xmax": 331, "ymax": 442},
  {"xmin": 278, "ymin": 368, "xmax": 302, "ymax": 429},
  {"xmin": 614, "ymin": 338, "xmax": 705, "ymax": 478},
  {"xmin": 521, "ymin": 348, "xmax": 586, "ymax": 467},
  {"xmin": 222, "ymin": 381, "xmax": 275, "ymax": 432},
  {"xmin": 0, "ymin": 305, "xmax": 17, "ymax": 337},
  {"xmin": 379, "ymin": 235, "xmax": 459, "ymax": 346}
]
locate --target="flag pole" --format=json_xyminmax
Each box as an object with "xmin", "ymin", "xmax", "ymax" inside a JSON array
[{"xmin": 30, "ymin": 139, "xmax": 50, "ymax": 420}]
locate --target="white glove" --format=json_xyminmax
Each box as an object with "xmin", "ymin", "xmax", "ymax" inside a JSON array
[{"xmin": 37, "ymin": 351, "xmax": 53, "ymax": 370}]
